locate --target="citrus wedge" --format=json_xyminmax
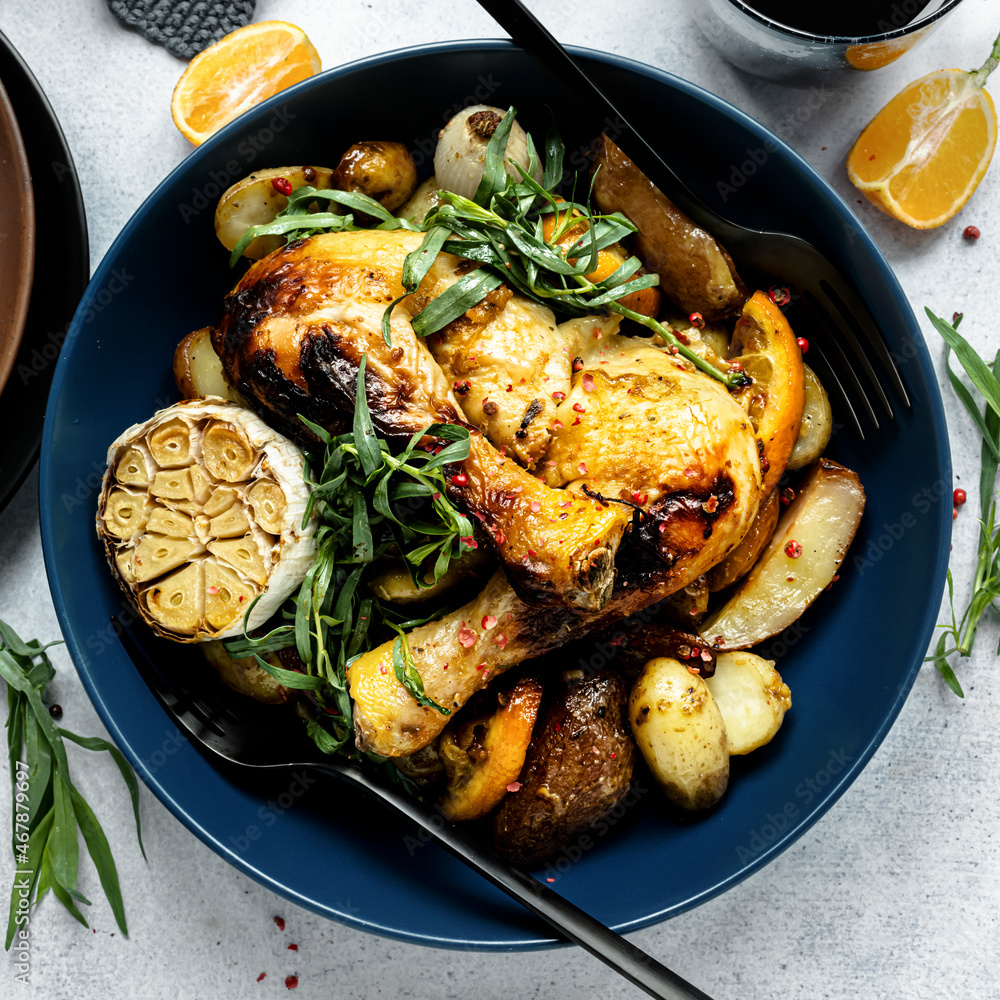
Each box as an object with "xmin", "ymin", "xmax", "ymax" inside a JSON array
[
  {"xmin": 847, "ymin": 32, "xmax": 1000, "ymax": 228},
  {"xmin": 729, "ymin": 291, "xmax": 805, "ymax": 497},
  {"xmin": 171, "ymin": 20, "xmax": 320, "ymax": 146}
]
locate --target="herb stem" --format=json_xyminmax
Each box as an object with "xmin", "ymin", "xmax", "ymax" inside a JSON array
[{"xmin": 610, "ymin": 301, "xmax": 745, "ymax": 389}]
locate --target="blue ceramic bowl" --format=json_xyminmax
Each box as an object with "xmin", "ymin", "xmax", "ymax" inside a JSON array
[{"xmin": 40, "ymin": 40, "xmax": 950, "ymax": 948}]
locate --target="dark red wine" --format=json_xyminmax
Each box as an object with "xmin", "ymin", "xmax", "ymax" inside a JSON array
[{"xmin": 742, "ymin": 0, "xmax": 936, "ymax": 37}]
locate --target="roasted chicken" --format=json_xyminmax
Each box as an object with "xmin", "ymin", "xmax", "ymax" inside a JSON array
[{"xmin": 214, "ymin": 229, "xmax": 763, "ymax": 757}]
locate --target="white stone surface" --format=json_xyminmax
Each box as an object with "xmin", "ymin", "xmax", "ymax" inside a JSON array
[{"xmin": 1, "ymin": 0, "xmax": 999, "ymax": 997}]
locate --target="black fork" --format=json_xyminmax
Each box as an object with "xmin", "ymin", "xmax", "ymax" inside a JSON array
[
  {"xmin": 114, "ymin": 618, "xmax": 714, "ymax": 1000},
  {"xmin": 475, "ymin": 0, "xmax": 912, "ymax": 440}
]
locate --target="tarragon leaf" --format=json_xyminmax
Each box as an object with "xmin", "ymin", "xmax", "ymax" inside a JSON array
[{"xmin": 390, "ymin": 633, "xmax": 450, "ymax": 716}]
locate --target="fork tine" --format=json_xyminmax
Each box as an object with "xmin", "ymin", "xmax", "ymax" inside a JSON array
[
  {"xmin": 815, "ymin": 272, "xmax": 911, "ymax": 412},
  {"xmin": 807, "ymin": 339, "xmax": 867, "ymax": 442},
  {"xmin": 793, "ymin": 294, "xmax": 877, "ymax": 438}
]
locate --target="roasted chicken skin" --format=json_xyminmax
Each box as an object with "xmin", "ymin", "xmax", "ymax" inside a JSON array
[{"xmin": 213, "ymin": 230, "xmax": 630, "ymax": 611}]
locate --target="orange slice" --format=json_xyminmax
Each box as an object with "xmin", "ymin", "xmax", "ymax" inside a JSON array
[
  {"xmin": 541, "ymin": 198, "xmax": 661, "ymax": 317},
  {"xmin": 847, "ymin": 33, "xmax": 1000, "ymax": 228},
  {"xmin": 171, "ymin": 21, "xmax": 320, "ymax": 146},
  {"xmin": 438, "ymin": 676, "xmax": 543, "ymax": 822},
  {"xmin": 729, "ymin": 291, "xmax": 805, "ymax": 497}
]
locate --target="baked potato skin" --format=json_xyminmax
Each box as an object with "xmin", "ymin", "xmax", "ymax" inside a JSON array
[
  {"xmin": 590, "ymin": 134, "xmax": 747, "ymax": 320},
  {"xmin": 493, "ymin": 668, "xmax": 635, "ymax": 866}
]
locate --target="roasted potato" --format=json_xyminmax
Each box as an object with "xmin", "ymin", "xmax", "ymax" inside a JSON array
[
  {"xmin": 705, "ymin": 486, "xmax": 780, "ymax": 592},
  {"xmin": 331, "ymin": 141, "xmax": 418, "ymax": 212},
  {"xmin": 590, "ymin": 134, "xmax": 746, "ymax": 320},
  {"xmin": 493, "ymin": 668, "xmax": 634, "ymax": 865},
  {"xmin": 366, "ymin": 545, "xmax": 492, "ymax": 605},
  {"xmin": 629, "ymin": 656, "xmax": 729, "ymax": 810},
  {"xmin": 202, "ymin": 640, "xmax": 292, "ymax": 705},
  {"xmin": 701, "ymin": 458, "xmax": 865, "ymax": 650},
  {"xmin": 214, "ymin": 165, "xmax": 336, "ymax": 258},
  {"xmin": 438, "ymin": 675, "xmax": 544, "ymax": 821},
  {"xmin": 704, "ymin": 651, "xmax": 790, "ymax": 755},
  {"xmin": 398, "ymin": 176, "xmax": 445, "ymax": 224},
  {"xmin": 787, "ymin": 364, "xmax": 833, "ymax": 470},
  {"xmin": 173, "ymin": 327, "xmax": 245, "ymax": 404}
]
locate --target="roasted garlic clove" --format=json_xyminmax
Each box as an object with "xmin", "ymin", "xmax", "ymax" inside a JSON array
[
  {"xmin": 147, "ymin": 418, "xmax": 192, "ymax": 468},
  {"xmin": 202, "ymin": 421, "xmax": 255, "ymax": 482},
  {"xmin": 146, "ymin": 506, "xmax": 195, "ymax": 537},
  {"xmin": 132, "ymin": 534, "xmax": 204, "ymax": 583},
  {"xmin": 208, "ymin": 504, "xmax": 251, "ymax": 538},
  {"xmin": 144, "ymin": 563, "xmax": 205, "ymax": 634},
  {"xmin": 246, "ymin": 480, "xmax": 286, "ymax": 535},
  {"xmin": 102, "ymin": 489, "xmax": 151, "ymax": 540},
  {"xmin": 115, "ymin": 447, "xmax": 152, "ymax": 486},
  {"xmin": 207, "ymin": 535, "xmax": 268, "ymax": 586},
  {"xmin": 150, "ymin": 468, "xmax": 195, "ymax": 501},
  {"xmin": 97, "ymin": 398, "xmax": 316, "ymax": 642}
]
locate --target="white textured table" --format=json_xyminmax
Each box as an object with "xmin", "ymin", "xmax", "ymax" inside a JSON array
[{"xmin": 1, "ymin": 1, "xmax": 998, "ymax": 997}]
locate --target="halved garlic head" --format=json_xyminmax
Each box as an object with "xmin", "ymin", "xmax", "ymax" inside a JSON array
[{"xmin": 97, "ymin": 397, "xmax": 317, "ymax": 642}]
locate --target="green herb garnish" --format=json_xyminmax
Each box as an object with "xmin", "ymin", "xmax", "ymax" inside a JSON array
[
  {"xmin": 2, "ymin": 621, "xmax": 144, "ymax": 948},
  {"xmin": 227, "ymin": 357, "xmax": 470, "ymax": 751},
  {"xmin": 925, "ymin": 308, "xmax": 1000, "ymax": 696}
]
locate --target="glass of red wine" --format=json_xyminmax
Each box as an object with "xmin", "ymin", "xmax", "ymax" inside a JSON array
[{"xmin": 688, "ymin": 0, "xmax": 966, "ymax": 84}]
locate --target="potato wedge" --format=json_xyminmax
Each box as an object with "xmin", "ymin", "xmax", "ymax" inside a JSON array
[
  {"xmin": 705, "ymin": 486, "xmax": 780, "ymax": 592},
  {"xmin": 630, "ymin": 656, "xmax": 728, "ymax": 810},
  {"xmin": 704, "ymin": 651, "xmax": 790, "ymax": 755},
  {"xmin": 214, "ymin": 165, "xmax": 335, "ymax": 258},
  {"xmin": 202, "ymin": 640, "xmax": 292, "ymax": 704},
  {"xmin": 701, "ymin": 458, "xmax": 865, "ymax": 650},
  {"xmin": 438, "ymin": 675, "xmax": 544, "ymax": 822},
  {"xmin": 590, "ymin": 134, "xmax": 746, "ymax": 320},
  {"xmin": 173, "ymin": 327, "xmax": 245, "ymax": 404},
  {"xmin": 493, "ymin": 668, "xmax": 634, "ymax": 865},
  {"xmin": 787, "ymin": 364, "xmax": 833, "ymax": 470}
]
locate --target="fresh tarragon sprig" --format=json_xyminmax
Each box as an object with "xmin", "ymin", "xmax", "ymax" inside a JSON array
[
  {"xmin": 228, "ymin": 108, "xmax": 745, "ymax": 390},
  {"xmin": 924, "ymin": 308, "xmax": 1000, "ymax": 697},
  {"xmin": 226, "ymin": 357, "xmax": 473, "ymax": 754},
  {"xmin": 1, "ymin": 621, "xmax": 144, "ymax": 948}
]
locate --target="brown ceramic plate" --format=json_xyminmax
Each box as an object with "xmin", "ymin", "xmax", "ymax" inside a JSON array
[
  {"xmin": 0, "ymin": 30, "xmax": 88, "ymax": 512},
  {"xmin": 0, "ymin": 77, "xmax": 34, "ymax": 395}
]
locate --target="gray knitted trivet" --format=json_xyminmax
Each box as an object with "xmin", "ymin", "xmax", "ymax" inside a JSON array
[{"xmin": 106, "ymin": 0, "xmax": 257, "ymax": 60}]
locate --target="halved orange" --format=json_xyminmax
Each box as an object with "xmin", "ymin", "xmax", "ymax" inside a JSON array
[
  {"xmin": 729, "ymin": 291, "xmax": 805, "ymax": 497},
  {"xmin": 171, "ymin": 21, "xmax": 320, "ymax": 146},
  {"xmin": 847, "ymin": 33, "xmax": 1000, "ymax": 228}
]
